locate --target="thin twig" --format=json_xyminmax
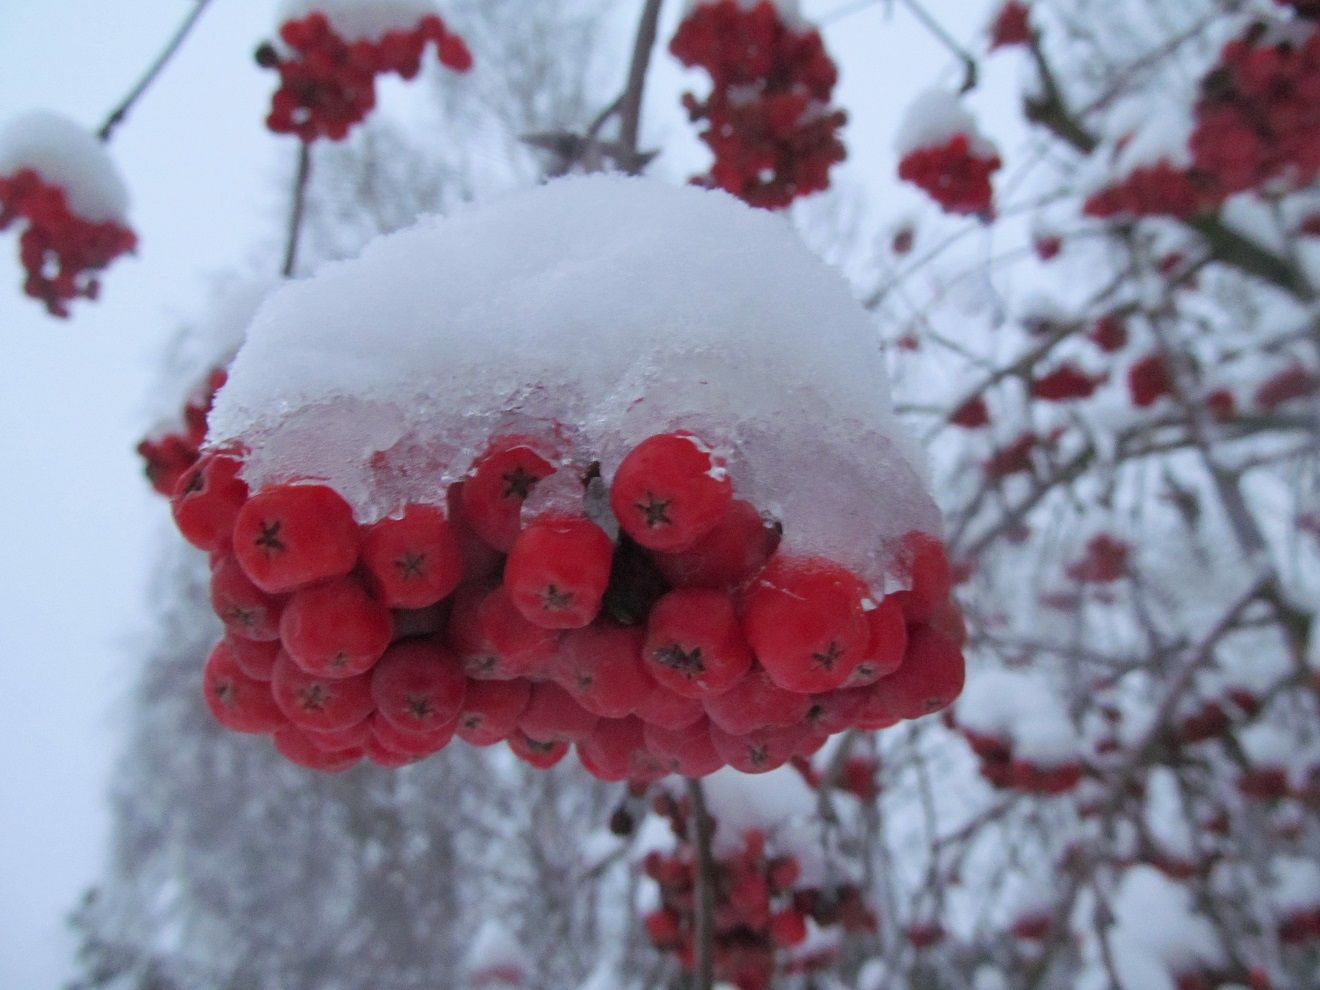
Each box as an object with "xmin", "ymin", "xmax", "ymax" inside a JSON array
[
  {"xmin": 282, "ymin": 143, "xmax": 312, "ymax": 278},
  {"xmin": 896, "ymin": 0, "xmax": 978, "ymax": 92},
  {"xmin": 618, "ymin": 0, "xmax": 664, "ymax": 172},
  {"xmin": 686, "ymin": 777, "xmax": 715, "ymax": 990},
  {"xmin": 98, "ymin": 0, "xmax": 216, "ymax": 142}
]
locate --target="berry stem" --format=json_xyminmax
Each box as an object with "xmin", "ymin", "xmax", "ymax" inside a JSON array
[
  {"xmin": 618, "ymin": 0, "xmax": 664, "ymax": 173},
  {"xmin": 282, "ymin": 142, "xmax": 312, "ymax": 278},
  {"xmin": 685, "ymin": 775, "xmax": 715, "ymax": 990},
  {"xmin": 97, "ymin": 0, "xmax": 216, "ymax": 143},
  {"xmin": 895, "ymin": 0, "xmax": 978, "ymax": 94}
]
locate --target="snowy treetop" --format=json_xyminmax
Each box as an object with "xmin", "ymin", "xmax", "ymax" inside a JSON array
[
  {"xmin": 279, "ymin": 0, "xmax": 439, "ymax": 40},
  {"xmin": 0, "ymin": 111, "xmax": 130, "ymax": 223},
  {"xmin": 210, "ymin": 176, "xmax": 939, "ymax": 583}
]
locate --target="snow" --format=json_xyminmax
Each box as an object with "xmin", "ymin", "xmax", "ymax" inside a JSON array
[
  {"xmin": 691, "ymin": 765, "xmax": 817, "ymax": 857},
  {"xmin": 1270, "ymin": 856, "xmax": 1320, "ymax": 913},
  {"xmin": 466, "ymin": 919, "xmax": 528, "ymax": 979},
  {"xmin": 955, "ymin": 668, "xmax": 1081, "ymax": 766},
  {"xmin": 0, "ymin": 111, "xmax": 129, "ymax": 223},
  {"xmin": 684, "ymin": 0, "xmax": 805, "ymax": 28},
  {"xmin": 279, "ymin": 0, "xmax": 438, "ymax": 41},
  {"xmin": 209, "ymin": 176, "xmax": 939, "ymax": 584},
  {"xmin": 894, "ymin": 89, "xmax": 998, "ymax": 158},
  {"xmin": 1108, "ymin": 866, "xmax": 1225, "ymax": 989}
]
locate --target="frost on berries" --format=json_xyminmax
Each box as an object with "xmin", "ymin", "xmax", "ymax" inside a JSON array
[
  {"xmin": 175, "ymin": 177, "xmax": 957, "ymax": 775},
  {"xmin": 895, "ymin": 90, "xmax": 1002, "ymax": 217},
  {"xmin": 670, "ymin": 0, "xmax": 847, "ymax": 209},
  {"xmin": 0, "ymin": 112, "xmax": 136, "ymax": 317},
  {"xmin": 259, "ymin": 1, "xmax": 472, "ymax": 142}
]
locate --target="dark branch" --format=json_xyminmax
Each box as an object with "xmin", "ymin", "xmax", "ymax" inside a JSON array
[
  {"xmin": 281, "ymin": 143, "xmax": 312, "ymax": 279},
  {"xmin": 686, "ymin": 776, "xmax": 715, "ymax": 990}
]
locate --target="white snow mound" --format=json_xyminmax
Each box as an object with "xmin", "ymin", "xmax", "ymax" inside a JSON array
[
  {"xmin": 895, "ymin": 89, "xmax": 997, "ymax": 159},
  {"xmin": 0, "ymin": 111, "xmax": 130, "ymax": 223},
  {"xmin": 955, "ymin": 668, "xmax": 1080, "ymax": 766},
  {"xmin": 279, "ymin": 0, "xmax": 438, "ymax": 41},
  {"xmin": 210, "ymin": 176, "xmax": 939, "ymax": 583}
]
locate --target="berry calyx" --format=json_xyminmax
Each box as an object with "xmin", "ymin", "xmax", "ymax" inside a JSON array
[
  {"xmin": 370, "ymin": 639, "xmax": 466, "ymax": 734},
  {"xmin": 361, "ymin": 503, "xmax": 463, "ymax": 608},
  {"xmin": 279, "ymin": 575, "xmax": 393, "ymax": 678},
  {"xmin": 233, "ymin": 484, "xmax": 361, "ymax": 593},
  {"xmin": 644, "ymin": 588, "xmax": 753, "ymax": 697},
  {"xmin": 461, "ymin": 438, "xmax": 556, "ymax": 551},
  {"xmin": 170, "ymin": 452, "xmax": 248, "ymax": 552},
  {"xmin": 504, "ymin": 514, "xmax": 615, "ymax": 629},
  {"xmin": 202, "ymin": 639, "xmax": 286, "ymax": 734},
  {"xmin": 610, "ymin": 432, "xmax": 732, "ymax": 552}
]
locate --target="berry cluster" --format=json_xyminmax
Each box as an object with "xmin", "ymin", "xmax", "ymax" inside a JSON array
[
  {"xmin": 0, "ymin": 168, "xmax": 136, "ymax": 317},
  {"xmin": 898, "ymin": 133, "xmax": 1002, "ymax": 217},
  {"xmin": 957, "ymin": 726, "xmax": 1083, "ymax": 794},
  {"xmin": 138, "ymin": 367, "xmax": 227, "ymax": 496},
  {"xmin": 988, "ymin": 2, "xmax": 1032, "ymax": 50},
  {"xmin": 258, "ymin": 11, "xmax": 472, "ymax": 142},
  {"xmin": 175, "ymin": 428, "xmax": 964, "ymax": 775},
  {"xmin": 670, "ymin": 0, "xmax": 846, "ymax": 210},
  {"xmin": 642, "ymin": 792, "xmax": 874, "ymax": 989},
  {"xmin": 1083, "ymin": 160, "xmax": 1216, "ymax": 220}
]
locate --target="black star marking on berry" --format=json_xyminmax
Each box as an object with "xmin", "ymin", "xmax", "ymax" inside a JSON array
[
  {"xmin": 298, "ymin": 684, "xmax": 328, "ymax": 712},
  {"xmin": 405, "ymin": 694, "xmax": 435, "ymax": 720},
  {"xmin": 811, "ymin": 641, "xmax": 844, "ymax": 671},
  {"xmin": 635, "ymin": 491, "xmax": 673, "ymax": 529},
  {"xmin": 501, "ymin": 465, "xmax": 540, "ymax": 500},
  {"xmin": 541, "ymin": 584, "xmax": 574, "ymax": 611},
  {"xmin": 214, "ymin": 680, "xmax": 235, "ymax": 705},
  {"xmin": 221, "ymin": 604, "xmax": 258, "ymax": 630},
  {"xmin": 183, "ymin": 468, "xmax": 205, "ymax": 496},
  {"xmin": 747, "ymin": 744, "xmax": 768, "ymax": 766},
  {"xmin": 394, "ymin": 550, "xmax": 427, "ymax": 580},
  {"xmin": 255, "ymin": 519, "xmax": 285, "ymax": 555},
  {"xmin": 653, "ymin": 643, "xmax": 705, "ymax": 677}
]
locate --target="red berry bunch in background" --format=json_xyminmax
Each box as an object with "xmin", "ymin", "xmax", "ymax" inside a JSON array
[
  {"xmin": 642, "ymin": 793, "xmax": 875, "ymax": 990},
  {"xmin": 258, "ymin": 10, "xmax": 472, "ymax": 142},
  {"xmin": 988, "ymin": 2, "xmax": 1032, "ymax": 50},
  {"xmin": 137, "ymin": 367, "xmax": 228, "ymax": 496},
  {"xmin": 0, "ymin": 168, "xmax": 136, "ymax": 317},
  {"xmin": 896, "ymin": 92, "xmax": 1002, "ymax": 217},
  {"xmin": 1276, "ymin": 0, "xmax": 1320, "ymax": 17},
  {"xmin": 177, "ymin": 424, "xmax": 964, "ymax": 776},
  {"xmin": 670, "ymin": 0, "xmax": 846, "ymax": 209},
  {"xmin": 957, "ymin": 726, "xmax": 1084, "ymax": 794},
  {"xmin": 1189, "ymin": 22, "xmax": 1320, "ymax": 197},
  {"xmin": 1083, "ymin": 158, "xmax": 1216, "ymax": 220}
]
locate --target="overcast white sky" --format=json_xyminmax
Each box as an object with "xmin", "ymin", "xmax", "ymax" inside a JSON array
[{"xmin": 0, "ymin": 1, "xmax": 1013, "ymax": 985}]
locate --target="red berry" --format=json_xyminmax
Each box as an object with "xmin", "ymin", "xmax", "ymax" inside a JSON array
[
  {"xmin": 370, "ymin": 639, "xmax": 466, "ymax": 733},
  {"xmin": 770, "ymin": 909, "xmax": 808, "ymax": 947},
  {"xmin": 271, "ymin": 724, "xmax": 363, "ymax": 772},
  {"xmin": 742, "ymin": 557, "xmax": 870, "ymax": 693},
  {"xmin": 279, "ymin": 575, "xmax": 393, "ymax": 677},
  {"xmin": 550, "ymin": 623, "xmax": 656, "ymax": 718},
  {"xmin": 233, "ymin": 484, "xmax": 361, "ymax": 593},
  {"xmin": 210, "ymin": 554, "xmax": 285, "ymax": 641},
  {"xmin": 880, "ymin": 626, "xmax": 966, "ymax": 719},
  {"xmin": 504, "ymin": 514, "xmax": 614, "ymax": 629},
  {"xmin": 302, "ymin": 718, "xmax": 371, "ymax": 752},
  {"xmin": 578, "ymin": 717, "xmax": 668, "ymax": 782},
  {"xmin": 892, "ymin": 531, "xmax": 953, "ymax": 624},
  {"xmin": 644, "ymin": 588, "xmax": 753, "ymax": 697},
  {"xmin": 369, "ymin": 710, "xmax": 456, "ymax": 756},
  {"xmin": 650, "ymin": 499, "xmax": 779, "ymax": 588},
  {"xmin": 461, "ymin": 438, "xmax": 556, "ymax": 551},
  {"xmin": 450, "ymin": 584, "xmax": 561, "ymax": 679},
  {"xmin": 633, "ymin": 683, "xmax": 707, "ymax": 730},
  {"xmin": 643, "ymin": 717, "xmax": 726, "ymax": 777},
  {"xmin": 1127, "ymin": 352, "xmax": 1172, "ymax": 408},
  {"xmin": 844, "ymin": 596, "xmax": 908, "ymax": 686},
  {"xmin": 170, "ymin": 452, "xmax": 248, "ymax": 552},
  {"xmin": 225, "ymin": 632, "xmax": 280, "ymax": 681},
  {"xmin": 456, "ymin": 678, "xmax": 530, "ymax": 746},
  {"xmin": 702, "ymin": 666, "xmax": 811, "ymax": 735},
  {"xmin": 610, "ymin": 432, "xmax": 733, "ymax": 552},
  {"xmin": 710, "ymin": 722, "xmax": 810, "ymax": 774},
  {"xmin": 202, "ymin": 639, "xmax": 286, "ymax": 733},
  {"xmin": 518, "ymin": 682, "xmax": 599, "ymax": 742},
  {"xmin": 803, "ymin": 688, "xmax": 869, "ymax": 735},
  {"xmin": 271, "ymin": 650, "xmax": 376, "ymax": 731},
  {"xmin": 950, "ymin": 396, "xmax": 990, "ymax": 429},
  {"xmin": 365, "ymin": 734, "xmax": 422, "ymax": 768},
  {"xmin": 445, "ymin": 482, "xmax": 503, "ymax": 581},
  {"xmin": 361, "ymin": 503, "xmax": 463, "ymax": 608},
  {"xmin": 507, "ymin": 730, "xmax": 568, "ymax": 768}
]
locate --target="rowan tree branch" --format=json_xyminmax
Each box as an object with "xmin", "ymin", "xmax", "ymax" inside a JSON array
[
  {"xmin": 281, "ymin": 143, "xmax": 312, "ymax": 278},
  {"xmin": 686, "ymin": 777, "xmax": 716, "ymax": 990}
]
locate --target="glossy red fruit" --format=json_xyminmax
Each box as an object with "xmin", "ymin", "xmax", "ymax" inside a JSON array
[
  {"xmin": 451, "ymin": 584, "xmax": 560, "ymax": 680},
  {"xmin": 634, "ymin": 683, "xmax": 707, "ymax": 730},
  {"xmin": 445, "ymin": 482, "xmax": 504, "ymax": 580},
  {"xmin": 370, "ymin": 639, "xmax": 466, "ymax": 733},
  {"xmin": 369, "ymin": 710, "xmax": 457, "ymax": 756},
  {"xmin": 507, "ymin": 729, "xmax": 569, "ymax": 768},
  {"xmin": 361, "ymin": 503, "xmax": 463, "ymax": 608},
  {"xmin": 709, "ymin": 722, "xmax": 811, "ymax": 774},
  {"xmin": 171, "ymin": 453, "xmax": 249, "ymax": 552},
  {"xmin": 742, "ymin": 557, "xmax": 870, "ymax": 693},
  {"xmin": 302, "ymin": 718, "xmax": 371, "ymax": 752},
  {"xmin": 880, "ymin": 626, "xmax": 966, "ymax": 719},
  {"xmin": 202, "ymin": 639, "xmax": 286, "ymax": 733},
  {"xmin": 844, "ymin": 595, "xmax": 908, "ymax": 686},
  {"xmin": 456, "ymin": 678, "xmax": 531, "ymax": 746},
  {"xmin": 271, "ymin": 724, "xmax": 363, "ymax": 772},
  {"xmin": 644, "ymin": 588, "xmax": 753, "ymax": 697},
  {"xmin": 643, "ymin": 718, "xmax": 726, "ymax": 778},
  {"xmin": 610, "ymin": 432, "xmax": 732, "ymax": 552},
  {"xmin": 892, "ymin": 531, "xmax": 952, "ymax": 624},
  {"xmin": 504, "ymin": 514, "xmax": 614, "ymax": 629},
  {"xmin": 551, "ymin": 623, "xmax": 655, "ymax": 718},
  {"xmin": 578, "ymin": 717, "xmax": 668, "ymax": 782},
  {"xmin": 461, "ymin": 438, "xmax": 556, "ymax": 551},
  {"xmin": 365, "ymin": 734, "xmax": 421, "ymax": 768},
  {"xmin": 518, "ymin": 682, "xmax": 599, "ymax": 742},
  {"xmin": 225, "ymin": 633, "xmax": 280, "ymax": 681},
  {"xmin": 271, "ymin": 650, "xmax": 376, "ymax": 731},
  {"xmin": 702, "ymin": 666, "xmax": 812, "ymax": 735},
  {"xmin": 650, "ymin": 499, "xmax": 779, "ymax": 588},
  {"xmin": 279, "ymin": 575, "xmax": 393, "ymax": 677},
  {"xmin": 210, "ymin": 554, "xmax": 285, "ymax": 641},
  {"xmin": 233, "ymin": 484, "xmax": 361, "ymax": 593}
]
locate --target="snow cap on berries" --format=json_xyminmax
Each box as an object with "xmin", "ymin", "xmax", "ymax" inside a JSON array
[
  {"xmin": 279, "ymin": 0, "xmax": 441, "ymax": 41},
  {"xmin": 894, "ymin": 89, "xmax": 998, "ymax": 162},
  {"xmin": 211, "ymin": 176, "xmax": 939, "ymax": 582},
  {"xmin": 466, "ymin": 919, "xmax": 529, "ymax": 988},
  {"xmin": 0, "ymin": 111, "xmax": 130, "ymax": 222}
]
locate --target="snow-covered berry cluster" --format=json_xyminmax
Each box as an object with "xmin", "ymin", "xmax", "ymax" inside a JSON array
[
  {"xmin": 0, "ymin": 113, "xmax": 136, "ymax": 318},
  {"xmin": 178, "ymin": 426, "xmax": 964, "ymax": 775},
  {"xmin": 896, "ymin": 90, "xmax": 1001, "ymax": 217},
  {"xmin": 258, "ymin": 6, "xmax": 471, "ymax": 142},
  {"xmin": 670, "ymin": 0, "xmax": 846, "ymax": 209},
  {"xmin": 988, "ymin": 2, "xmax": 1032, "ymax": 50},
  {"xmin": 642, "ymin": 791, "xmax": 874, "ymax": 990},
  {"xmin": 138, "ymin": 367, "xmax": 227, "ymax": 496}
]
